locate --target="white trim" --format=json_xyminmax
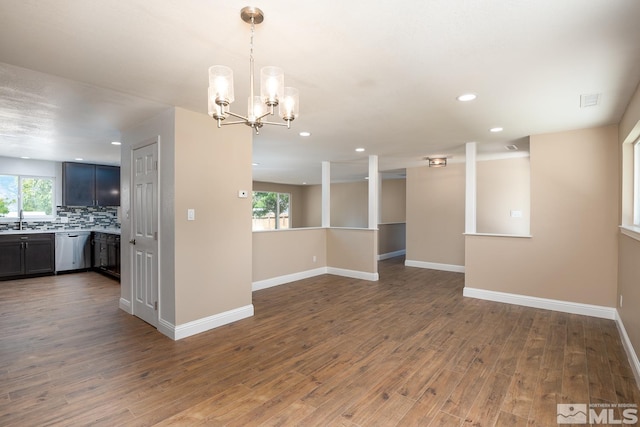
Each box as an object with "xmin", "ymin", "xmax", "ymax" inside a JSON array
[
  {"xmin": 327, "ymin": 267, "xmax": 379, "ymax": 282},
  {"xmin": 465, "ymin": 141, "xmax": 477, "ymax": 234},
  {"xmin": 378, "ymin": 249, "xmax": 406, "ymax": 261},
  {"xmin": 620, "ymin": 225, "xmax": 640, "ymax": 242},
  {"xmin": 163, "ymin": 305, "xmax": 255, "ymax": 341},
  {"xmin": 464, "ymin": 232, "xmax": 532, "ymax": 239},
  {"xmin": 158, "ymin": 318, "xmax": 175, "ymax": 340},
  {"xmin": 252, "ymin": 267, "xmax": 327, "ymax": 291},
  {"xmin": 405, "ymin": 259, "xmax": 465, "ymax": 273},
  {"xmin": 119, "ymin": 297, "xmax": 132, "ymax": 313},
  {"xmin": 463, "ymin": 287, "xmax": 616, "ymax": 320},
  {"xmin": 615, "ymin": 310, "xmax": 640, "ymax": 388}
]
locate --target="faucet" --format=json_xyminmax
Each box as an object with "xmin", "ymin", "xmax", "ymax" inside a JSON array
[{"xmin": 19, "ymin": 209, "xmax": 24, "ymax": 231}]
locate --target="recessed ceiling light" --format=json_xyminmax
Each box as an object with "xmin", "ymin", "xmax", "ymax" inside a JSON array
[
  {"xmin": 302, "ymin": 182, "xmax": 307, "ymax": 185},
  {"xmin": 75, "ymin": 158, "xmax": 83, "ymax": 161},
  {"xmin": 355, "ymin": 148, "xmax": 365, "ymax": 152},
  {"xmin": 111, "ymin": 141, "xmax": 121, "ymax": 145},
  {"xmin": 457, "ymin": 93, "xmax": 477, "ymax": 102},
  {"xmin": 489, "ymin": 127, "xmax": 504, "ymax": 133},
  {"xmin": 20, "ymin": 156, "xmax": 30, "ymax": 159},
  {"xmin": 364, "ymin": 176, "xmax": 369, "ymax": 180},
  {"xmin": 252, "ymin": 162, "xmax": 259, "ymax": 166},
  {"xmin": 299, "ymin": 131, "xmax": 311, "ymax": 137}
]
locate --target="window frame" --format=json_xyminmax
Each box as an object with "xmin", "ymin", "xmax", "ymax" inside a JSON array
[
  {"xmin": 252, "ymin": 191, "xmax": 291, "ymax": 231},
  {"xmin": 0, "ymin": 173, "xmax": 56, "ymax": 221},
  {"xmin": 634, "ymin": 139, "xmax": 640, "ymax": 226}
]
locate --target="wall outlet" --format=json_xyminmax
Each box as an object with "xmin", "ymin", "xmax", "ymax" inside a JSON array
[
  {"xmin": 88, "ymin": 215, "xmax": 94, "ymax": 222},
  {"xmin": 60, "ymin": 217, "xmax": 69, "ymax": 223},
  {"xmin": 238, "ymin": 190, "xmax": 248, "ymax": 198},
  {"xmin": 620, "ymin": 294, "xmax": 623, "ymax": 308},
  {"xmin": 187, "ymin": 209, "xmax": 195, "ymax": 221},
  {"xmin": 510, "ymin": 210, "xmax": 522, "ymax": 218},
  {"xmin": 312, "ymin": 255, "xmax": 317, "ymax": 263}
]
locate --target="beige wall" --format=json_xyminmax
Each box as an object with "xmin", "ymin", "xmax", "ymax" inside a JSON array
[
  {"xmin": 327, "ymin": 228, "xmax": 378, "ymax": 274},
  {"xmin": 477, "ymin": 157, "xmax": 530, "ymax": 235},
  {"xmin": 406, "ymin": 162, "xmax": 465, "ymax": 267},
  {"xmin": 466, "ymin": 125, "xmax": 619, "ymax": 306},
  {"xmin": 331, "ymin": 181, "xmax": 369, "ymax": 228},
  {"xmin": 299, "ymin": 184, "xmax": 321, "ymax": 228},
  {"xmin": 121, "ymin": 107, "xmax": 176, "ymax": 324},
  {"xmin": 252, "ymin": 181, "xmax": 306, "ymax": 228},
  {"xmin": 618, "ymin": 234, "xmax": 640, "ymax": 357},
  {"xmin": 173, "ymin": 108, "xmax": 253, "ymax": 325},
  {"xmin": 618, "ymin": 81, "xmax": 640, "ymax": 364},
  {"xmin": 381, "ymin": 178, "xmax": 406, "ymax": 223},
  {"xmin": 379, "ymin": 223, "xmax": 406, "ymax": 255},
  {"xmin": 252, "ymin": 228, "xmax": 326, "ymax": 282}
]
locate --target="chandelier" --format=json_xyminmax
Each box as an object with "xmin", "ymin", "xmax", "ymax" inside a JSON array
[{"xmin": 208, "ymin": 6, "xmax": 299, "ymax": 134}]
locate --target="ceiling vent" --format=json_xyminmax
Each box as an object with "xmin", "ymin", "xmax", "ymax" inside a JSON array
[
  {"xmin": 580, "ymin": 93, "xmax": 601, "ymax": 108},
  {"xmin": 505, "ymin": 144, "xmax": 518, "ymax": 151}
]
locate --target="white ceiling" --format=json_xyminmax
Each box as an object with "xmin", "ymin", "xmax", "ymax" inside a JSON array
[{"xmin": 0, "ymin": 0, "xmax": 639, "ymax": 184}]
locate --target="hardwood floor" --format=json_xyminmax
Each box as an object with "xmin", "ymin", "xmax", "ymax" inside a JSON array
[{"xmin": 0, "ymin": 257, "xmax": 638, "ymax": 426}]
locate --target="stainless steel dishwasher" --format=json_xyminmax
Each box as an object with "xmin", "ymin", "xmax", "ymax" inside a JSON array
[{"xmin": 55, "ymin": 231, "xmax": 91, "ymax": 272}]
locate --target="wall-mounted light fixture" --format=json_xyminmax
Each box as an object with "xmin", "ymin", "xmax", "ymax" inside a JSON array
[{"xmin": 426, "ymin": 157, "xmax": 447, "ymax": 168}]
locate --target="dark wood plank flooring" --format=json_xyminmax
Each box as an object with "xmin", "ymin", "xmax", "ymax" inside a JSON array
[{"xmin": 0, "ymin": 257, "xmax": 638, "ymax": 426}]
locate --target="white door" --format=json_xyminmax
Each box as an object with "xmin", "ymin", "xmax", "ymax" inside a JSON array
[{"xmin": 131, "ymin": 142, "xmax": 159, "ymax": 327}]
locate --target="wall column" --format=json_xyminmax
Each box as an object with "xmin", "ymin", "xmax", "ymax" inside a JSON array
[
  {"xmin": 368, "ymin": 155, "xmax": 379, "ymax": 229},
  {"xmin": 465, "ymin": 142, "xmax": 477, "ymax": 233},
  {"xmin": 322, "ymin": 161, "xmax": 330, "ymax": 228}
]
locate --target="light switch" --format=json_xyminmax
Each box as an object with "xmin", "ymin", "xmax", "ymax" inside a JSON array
[
  {"xmin": 510, "ymin": 210, "xmax": 522, "ymax": 218},
  {"xmin": 187, "ymin": 209, "xmax": 195, "ymax": 221}
]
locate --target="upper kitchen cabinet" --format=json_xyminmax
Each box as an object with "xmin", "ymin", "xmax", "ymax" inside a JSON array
[{"xmin": 63, "ymin": 162, "xmax": 121, "ymax": 206}]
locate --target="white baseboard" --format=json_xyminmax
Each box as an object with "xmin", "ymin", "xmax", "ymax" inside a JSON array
[
  {"xmin": 119, "ymin": 297, "xmax": 132, "ymax": 314},
  {"xmin": 327, "ymin": 267, "xmax": 379, "ymax": 282},
  {"xmin": 253, "ymin": 266, "xmax": 379, "ymax": 290},
  {"xmin": 405, "ymin": 259, "xmax": 465, "ymax": 273},
  {"xmin": 463, "ymin": 287, "xmax": 616, "ymax": 320},
  {"xmin": 253, "ymin": 267, "xmax": 327, "ymax": 291},
  {"xmin": 615, "ymin": 310, "xmax": 640, "ymax": 388},
  {"xmin": 158, "ymin": 304, "xmax": 255, "ymax": 341},
  {"xmin": 158, "ymin": 317, "xmax": 175, "ymax": 340},
  {"xmin": 378, "ymin": 249, "xmax": 406, "ymax": 261}
]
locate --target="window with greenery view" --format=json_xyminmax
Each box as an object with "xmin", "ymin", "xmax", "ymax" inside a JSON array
[
  {"xmin": 0, "ymin": 174, "xmax": 55, "ymax": 219},
  {"xmin": 252, "ymin": 191, "xmax": 290, "ymax": 230}
]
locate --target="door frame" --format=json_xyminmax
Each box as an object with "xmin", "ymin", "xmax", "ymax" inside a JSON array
[{"xmin": 128, "ymin": 137, "xmax": 161, "ymax": 327}]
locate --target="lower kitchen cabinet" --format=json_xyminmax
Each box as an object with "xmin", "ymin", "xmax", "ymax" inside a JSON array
[
  {"xmin": 92, "ymin": 232, "xmax": 120, "ymax": 280},
  {"xmin": 0, "ymin": 233, "xmax": 55, "ymax": 280}
]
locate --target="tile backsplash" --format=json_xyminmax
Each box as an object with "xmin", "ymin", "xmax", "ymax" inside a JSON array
[{"xmin": 0, "ymin": 206, "xmax": 120, "ymax": 232}]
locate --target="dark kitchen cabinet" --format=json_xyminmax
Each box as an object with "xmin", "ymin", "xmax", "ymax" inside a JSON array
[
  {"xmin": 63, "ymin": 162, "xmax": 120, "ymax": 206},
  {"xmin": 92, "ymin": 232, "xmax": 120, "ymax": 280},
  {"xmin": 0, "ymin": 233, "xmax": 55, "ymax": 280}
]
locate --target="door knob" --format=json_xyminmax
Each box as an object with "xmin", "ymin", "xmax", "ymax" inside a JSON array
[{"xmin": 129, "ymin": 239, "xmax": 136, "ymax": 245}]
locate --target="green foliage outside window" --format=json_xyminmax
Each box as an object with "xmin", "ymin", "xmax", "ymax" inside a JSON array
[
  {"xmin": 252, "ymin": 191, "xmax": 290, "ymax": 230},
  {"xmin": 0, "ymin": 174, "xmax": 54, "ymax": 218}
]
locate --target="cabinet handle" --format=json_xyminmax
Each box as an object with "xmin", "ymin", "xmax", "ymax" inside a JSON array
[{"xmin": 129, "ymin": 239, "xmax": 136, "ymax": 245}]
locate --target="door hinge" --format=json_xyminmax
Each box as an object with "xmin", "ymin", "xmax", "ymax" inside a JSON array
[
  {"xmin": 154, "ymin": 160, "xmax": 158, "ymax": 171},
  {"xmin": 154, "ymin": 231, "xmax": 158, "ymax": 240},
  {"xmin": 154, "ymin": 301, "xmax": 158, "ymax": 311}
]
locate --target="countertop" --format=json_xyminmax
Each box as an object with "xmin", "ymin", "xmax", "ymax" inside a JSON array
[{"xmin": 0, "ymin": 228, "xmax": 121, "ymax": 236}]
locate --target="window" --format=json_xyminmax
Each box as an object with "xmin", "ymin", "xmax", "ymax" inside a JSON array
[
  {"xmin": 0, "ymin": 174, "xmax": 55, "ymax": 220},
  {"xmin": 635, "ymin": 139, "xmax": 640, "ymax": 226},
  {"xmin": 252, "ymin": 191, "xmax": 290, "ymax": 230}
]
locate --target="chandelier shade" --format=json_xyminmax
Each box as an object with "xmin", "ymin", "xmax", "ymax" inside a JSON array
[{"xmin": 208, "ymin": 7, "xmax": 299, "ymax": 134}]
